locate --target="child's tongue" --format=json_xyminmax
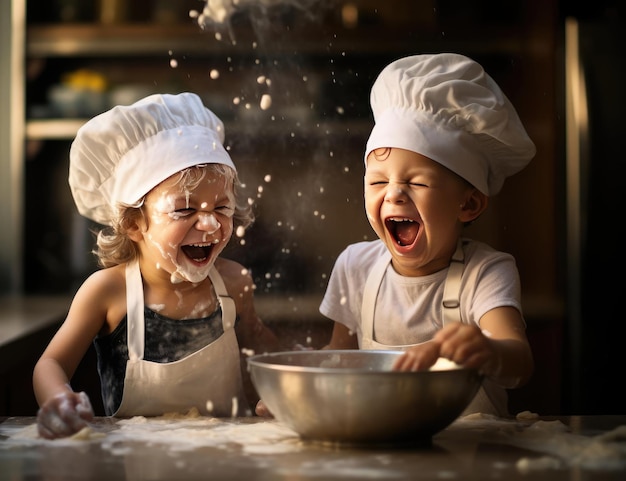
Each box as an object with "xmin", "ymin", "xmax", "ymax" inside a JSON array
[{"xmin": 395, "ymin": 222, "xmax": 419, "ymax": 246}]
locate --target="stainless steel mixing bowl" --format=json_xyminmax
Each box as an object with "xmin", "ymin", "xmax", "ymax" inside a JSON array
[{"xmin": 247, "ymin": 350, "xmax": 483, "ymax": 446}]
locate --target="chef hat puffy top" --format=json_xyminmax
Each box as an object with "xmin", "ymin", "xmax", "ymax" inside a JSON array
[
  {"xmin": 69, "ymin": 92, "xmax": 236, "ymax": 225},
  {"xmin": 366, "ymin": 53, "xmax": 536, "ymax": 195}
]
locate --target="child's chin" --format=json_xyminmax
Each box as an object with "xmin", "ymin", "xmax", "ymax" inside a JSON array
[{"xmin": 171, "ymin": 261, "xmax": 213, "ymax": 284}]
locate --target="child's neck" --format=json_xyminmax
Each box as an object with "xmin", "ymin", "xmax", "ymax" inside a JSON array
[{"xmin": 143, "ymin": 272, "xmax": 218, "ymax": 320}]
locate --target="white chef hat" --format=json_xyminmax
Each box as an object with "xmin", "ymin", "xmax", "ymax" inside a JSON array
[
  {"xmin": 69, "ymin": 92, "xmax": 236, "ymax": 225},
  {"xmin": 365, "ymin": 53, "xmax": 536, "ymax": 195}
]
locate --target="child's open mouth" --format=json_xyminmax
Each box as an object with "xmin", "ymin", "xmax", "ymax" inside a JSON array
[
  {"xmin": 385, "ymin": 218, "xmax": 419, "ymax": 247},
  {"xmin": 181, "ymin": 243, "xmax": 213, "ymax": 263}
]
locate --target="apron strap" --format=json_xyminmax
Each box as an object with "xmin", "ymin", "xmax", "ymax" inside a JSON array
[
  {"xmin": 125, "ymin": 260, "xmax": 145, "ymax": 362},
  {"xmin": 208, "ymin": 267, "xmax": 236, "ymax": 331},
  {"xmin": 361, "ymin": 250, "xmax": 392, "ymax": 344},
  {"xmin": 442, "ymin": 239, "xmax": 465, "ymax": 325}
]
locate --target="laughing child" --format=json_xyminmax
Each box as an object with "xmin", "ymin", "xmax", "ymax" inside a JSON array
[
  {"xmin": 320, "ymin": 53, "xmax": 536, "ymax": 417},
  {"xmin": 33, "ymin": 92, "xmax": 280, "ymax": 438}
]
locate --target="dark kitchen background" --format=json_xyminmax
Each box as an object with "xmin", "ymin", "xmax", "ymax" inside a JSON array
[{"xmin": 0, "ymin": 0, "xmax": 624, "ymax": 416}]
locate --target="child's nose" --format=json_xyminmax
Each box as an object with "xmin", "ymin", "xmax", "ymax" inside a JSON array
[
  {"xmin": 196, "ymin": 212, "xmax": 220, "ymax": 234},
  {"xmin": 384, "ymin": 183, "xmax": 408, "ymax": 203}
]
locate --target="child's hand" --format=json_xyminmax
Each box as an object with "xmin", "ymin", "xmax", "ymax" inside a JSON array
[
  {"xmin": 433, "ymin": 322, "xmax": 494, "ymax": 372},
  {"xmin": 36, "ymin": 391, "xmax": 94, "ymax": 439},
  {"xmin": 392, "ymin": 322, "xmax": 495, "ymax": 373},
  {"xmin": 392, "ymin": 341, "xmax": 441, "ymax": 371},
  {"xmin": 255, "ymin": 399, "xmax": 274, "ymax": 418}
]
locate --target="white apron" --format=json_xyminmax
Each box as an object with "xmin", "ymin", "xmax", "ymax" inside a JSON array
[
  {"xmin": 360, "ymin": 240, "xmax": 506, "ymax": 416},
  {"xmin": 113, "ymin": 261, "xmax": 248, "ymax": 418}
]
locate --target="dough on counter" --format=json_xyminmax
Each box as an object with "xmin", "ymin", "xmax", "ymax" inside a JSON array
[
  {"xmin": 6, "ymin": 424, "xmax": 39, "ymax": 439},
  {"xmin": 70, "ymin": 426, "xmax": 105, "ymax": 440},
  {"xmin": 516, "ymin": 410, "xmax": 540, "ymax": 421},
  {"xmin": 160, "ymin": 407, "xmax": 202, "ymax": 419},
  {"xmin": 458, "ymin": 412, "xmax": 501, "ymax": 422},
  {"xmin": 516, "ymin": 455, "xmax": 562, "ymax": 473},
  {"xmin": 595, "ymin": 425, "xmax": 626, "ymax": 443},
  {"xmin": 5, "ymin": 424, "xmax": 104, "ymax": 442}
]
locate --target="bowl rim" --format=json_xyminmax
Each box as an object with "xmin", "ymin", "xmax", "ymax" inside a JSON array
[{"xmin": 246, "ymin": 349, "xmax": 478, "ymax": 375}]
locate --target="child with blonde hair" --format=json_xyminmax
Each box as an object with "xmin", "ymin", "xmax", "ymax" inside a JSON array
[{"xmin": 34, "ymin": 92, "xmax": 280, "ymax": 438}]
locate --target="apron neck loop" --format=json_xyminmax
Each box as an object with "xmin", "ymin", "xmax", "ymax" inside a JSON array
[{"xmin": 442, "ymin": 239, "xmax": 465, "ymax": 325}]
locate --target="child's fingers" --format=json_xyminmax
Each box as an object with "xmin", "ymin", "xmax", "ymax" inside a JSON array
[
  {"xmin": 255, "ymin": 400, "xmax": 274, "ymax": 418},
  {"xmin": 37, "ymin": 407, "xmax": 75, "ymax": 439},
  {"xmin": 76, "ymin": 392, "xmax": 95, "ymax": 421},
  {"xmin": 36, "ymin": 392, "xmax": 92, "ymax": 439},
  {"xmin": 392, "ymin": 343, "xmax": 440, "ymax": 371}
]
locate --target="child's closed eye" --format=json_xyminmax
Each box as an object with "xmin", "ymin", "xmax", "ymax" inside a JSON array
[
  {"xmin": 164, "ymin": 208, "xmax": 195, "ymax": 220},
  {"xmin": 173, "ymin": 207, "xmax": 195, "ymax": 216},
  {"xmin": 215, "ymin": 205, "xmax": 235, "ymax": 216}
]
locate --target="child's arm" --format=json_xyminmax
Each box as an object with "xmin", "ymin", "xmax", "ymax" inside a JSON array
[
  {"xmin": 33, "ymin": 269, "xmax": 116, "ymax": 438},
  {"xmin": 216, "ymin": 258, "xmax": 282, "ymax": 414},
  {"xmin": 220, "ymin": 260, "xmax": 282, "ymax": 356},
  {"xmin": 437, "ymin": 306, "xmax": 534, "ymax": 389}
]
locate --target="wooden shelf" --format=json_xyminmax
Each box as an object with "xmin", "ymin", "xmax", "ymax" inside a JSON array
[
  {"xmin": 26, "ymin": 118, "xmax": 87, "ymax": 140},
  {"xmin": 28, "ymin": 24, "xmax": 227, "ymax": 57},
  {"xmin": 25, "ymin": 117, "xmax": 372, "ymax": 141},
  {"xmin": 27, "ymin": 23, "xmax": 530, "ymax": 58}
]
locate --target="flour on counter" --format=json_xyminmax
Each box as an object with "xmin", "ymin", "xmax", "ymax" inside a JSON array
[
  {"xmin": 3, "ymin": 412, "xmax": 626, "ymax": 471},
  {"xmin": 0, "ymin": 410, "xmax": 300, "ymax": 455},
  {"xmin": 516, "ymin": 455, "xmax": 562, "ymax": 473},
  {"xmin": 509, "ymin": 421, "xmax": 626, "ymax": 471},
  {"xmin": 515, "ymin": 410, "xmax": 540, "ymax": 421},
  {"xmin": 451, "ymin": 414, "xmax": 626, "ymax": 471},
  {"xmin": 0, "ymin": 423, "xmax": 107, "ymax": 446},
  {"xmin": 70, "ymin": 426, "xmax": 106, "ymax": 441},
  {"xmin": 108, "ymin": 412, "xmax": 301, "ymax": 454}
]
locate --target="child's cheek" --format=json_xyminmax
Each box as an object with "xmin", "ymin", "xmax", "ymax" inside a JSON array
[
  {"xmin": 154, "ymin": 193, "xmax": 178, "ymax": 213},
  {"xmin": 148, "ymin": 235, "xmax": 176, "ymax": 264},
  {"xmin": 365, "ymin": 209, "xmax": 380, "ymax": 228},
  {"xmin": 150, "ymin": 211, "xmax": 164, "ymax": 225}
]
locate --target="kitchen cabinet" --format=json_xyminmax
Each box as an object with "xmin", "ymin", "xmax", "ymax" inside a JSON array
[
  {"xmin": 0, "ymin": 296, "xmax": 104, "ymax": 416},
  {"xmin": 2, "ymin": 0, "xmax": 565, "ymax": 415}
]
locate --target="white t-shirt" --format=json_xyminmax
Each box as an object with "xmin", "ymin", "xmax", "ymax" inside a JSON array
[
  {"xmin": 320, "ymin": 238, "xmax": 524, "ymax": 417},
  {"xmin": 320, "ymin": 238, "xmax": 523, "ymax": 345}
]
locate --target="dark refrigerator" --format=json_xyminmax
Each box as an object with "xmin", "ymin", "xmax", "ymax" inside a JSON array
[{"xmin": 563, "ymin": 4, "xmax": 626, "ymax": 414}]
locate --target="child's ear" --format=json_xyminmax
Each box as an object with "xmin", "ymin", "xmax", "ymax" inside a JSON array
[
  {"xmin": 125, "ymin": 217, "xmax": 145, "ymax": 242},
  {"xmin": 459, "ymin": 189, "xmax": 489, "ymax": 223}
]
